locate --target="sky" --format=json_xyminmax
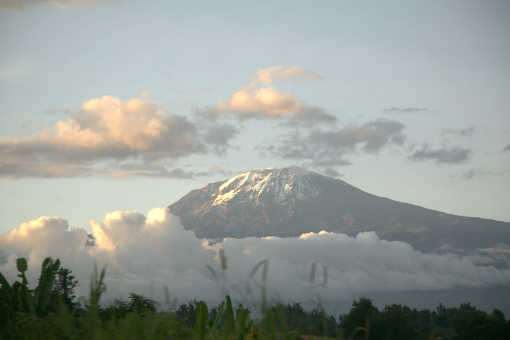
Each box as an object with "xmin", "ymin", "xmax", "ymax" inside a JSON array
[
  {"xmin": 1, "ymin": 0, "xmax": 510, "ymax": 310},
  {"xmin": 1, "ymin": 0, "xmax": 510, "ymax": 234}
]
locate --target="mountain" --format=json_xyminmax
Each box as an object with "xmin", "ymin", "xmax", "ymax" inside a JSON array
[{"xmin": 168, "ymin": 167, "xmax": 510, "ymax": 252}]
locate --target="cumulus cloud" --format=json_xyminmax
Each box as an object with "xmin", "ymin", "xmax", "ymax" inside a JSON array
[
  {"xmin": 260, "ymin": 119, "xmax": 405, "ymax": 170},
  {"xmin": 198, "ymin": 66, "xmax": 335, "ymax": 125},
  {"xmin": 202, "ymin": 123, "xmax": 239, "ymax": 154},
  {"xmin": 383, "ymin": 107, "xmax": 433, "ymax": 114},
  {"xmin": 0, "ymin": 0, "xmax": 114, "ymax": 11},
  {"xmin": 0, "ymin": 95, "xmax": 236, "ymax": 179},
  {"xmin": 1, "ymin": 208, "xmax": 509, "ymax": 308},
  {"xmin": 411, "ymin": 146, "xmax": 472, "ymax": 165},
  {"xmin": 218, "ymin": 86, "xmax": 303, "ymax": 118}
]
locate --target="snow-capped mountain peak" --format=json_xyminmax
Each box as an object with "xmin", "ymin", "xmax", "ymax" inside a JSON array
[
  {"xmin": 213, "ymin": 167, "xmax": 324, "ymax": 207},
  {"xmin": 168, "ymin": 166, "xmax": 510, "ymax": 252}
]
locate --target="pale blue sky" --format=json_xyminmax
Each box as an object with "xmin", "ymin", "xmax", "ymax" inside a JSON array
[{"xmin": 1, "ymin": 0, "xmax": 509, "ymax": 235}]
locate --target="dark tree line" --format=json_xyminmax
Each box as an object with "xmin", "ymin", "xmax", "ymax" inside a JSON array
[
  {"xmin": 337, "ymin": 297, "xmax": 510, "ymax": 340},
  {"xmin": 172, "ymin": 297, "xmax": 510, "ymax": 339}
]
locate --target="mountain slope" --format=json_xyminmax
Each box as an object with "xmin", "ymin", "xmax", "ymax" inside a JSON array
[{"xmin": 168, "ymin": 167, "xmax": 510, "ymax": 252}]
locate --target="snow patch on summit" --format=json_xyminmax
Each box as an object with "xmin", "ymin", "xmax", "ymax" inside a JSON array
[{"xmin": 212, "ymin": 167, "xmax": 320, "ymax": 206}]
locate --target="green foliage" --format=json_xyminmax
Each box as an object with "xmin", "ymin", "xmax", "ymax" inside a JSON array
[
  {"xmin": 0, "ymin": 258, "xmax": 62, "ymax": 339},
  {"xmin": 101, "ymin": 293, "xmax": 157, "ymax": 322},
  {"xmin": 339, "ymin": 297, "xmax": 379, "ymax": 339},
  {"xmin": 376, "ymin": 304, "xmax": 418, "ymax": 340},
  {"xmin": 0, "ymin": 272, "xmax": 18, "ymax": 339},
  {"xmin": 431, "ymin": 302, "xmax": 489, "ymax": 338},
  {"xmin": 278, "ymin": 303, "xmax": 308, "ymax": 332},
  {"xmin": 16, "ymin": 259, "xmax": 28, "ymax": 275},
  {"xmin": 175, "ymin": 299, "xmax": 198, "ymax": 327},
  {"xmin": 48, "ymin": 266, "xmax": 78, "ymax": 313},
  {"xmin": 224, "ymin": 295, "xmax": 236, "ymax": 333},
  {"xmin": 33, "ymin": 258, "xmax": 61, "ymax": 317},
  {"xmin": 194, "ymin": 301, "xmax": 210, "ymax": 340},
  {"xmin": 453, "ymin": 314, "xmax": 510, "ymax": 340}
]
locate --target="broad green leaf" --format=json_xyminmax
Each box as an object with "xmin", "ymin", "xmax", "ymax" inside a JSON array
[
  {"xmin": 194, "ymin": 301, "xmax": 209, "ymax": 340},
  {"xmin": 34, "ymin": 258, "xmax": 60, "ymax": 316},
  {"xmin": 16, "ymin": 258, "xmax": 28, "ymax": 272},
  {"xmin": 224, "ymin": 295, "xmax": 236, "ymax": 334}
]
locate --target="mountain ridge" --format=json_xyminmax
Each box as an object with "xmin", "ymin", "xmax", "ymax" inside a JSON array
[{"xmin": 168, "ymin": 167, "xmax": 510, "ymax": 252}]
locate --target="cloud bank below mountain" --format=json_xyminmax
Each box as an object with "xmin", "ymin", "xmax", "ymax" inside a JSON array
[{"xmin": 0, "ymin": 208, "xmax": 509, "ymax": 307}]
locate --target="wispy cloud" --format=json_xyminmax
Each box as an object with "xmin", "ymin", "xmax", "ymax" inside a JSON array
[
  {"xmin": 462, "ymin": 169, "xmax": 492, "ymax": 180},
  {"xmin": 383, "ymin": 107, "xmax": 433, "ymax": 114},
  {"xmin": 411, "ymin": 146, "xmax": 472, "ymax": 165},
  {"xmin": 166, "ymin": 88, "xmax": 210, "ymax": 94},
  {"xmin": 260, "ymin": 119, "xmax": 406, "ymax": 170},
  {"xmin": 452, "ymin": 168, "xmax": 509, "ymax": 180},
  {"xmin": 502, "ymin": 144, "xmax": 510, "ymax": 153},
  {"xmin": 194, "ymin": 166, "xmax": 231, "ymax": 177},
  {"xmin": 44, "ymin": 105, "xmax": 72, "ymax": 115},
  {"xmin": 280, "ymin": 106, "xmax": 338, "ymax": 127},
  {"xmin": 252, "ymin": 66, "xmax": 323, "ymax": 85},
  {"xmin": 441, "ymin": 126, "xmax": 477, "ymax": 138},
  {"xmin": 0, "ymin": 0, "xmax": 115, "ymax": 11}
]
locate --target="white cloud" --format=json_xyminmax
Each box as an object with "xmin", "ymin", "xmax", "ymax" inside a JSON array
[
  {"xmin": 1, "ymin": 208, "xmax": 509, "ymax": 307},
  {"xmin": 55, "ymin": 96, "xmax": 174, "ymax": 151},
  {"xmin": 207, "ymin": 66, "xmax": 334, "ymax": 123},
  {"xmin": 218, "ymin": 86, "xmax": 303, "ymax": 118},
  {"xmin": 0, "ymin": 95, "xmax": 237, "ymax": 178}
]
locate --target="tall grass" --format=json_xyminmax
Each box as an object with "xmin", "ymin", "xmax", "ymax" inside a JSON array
[{"xmin": 0, "ymin": 253, "xmax": 316, "ymax": 340}]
